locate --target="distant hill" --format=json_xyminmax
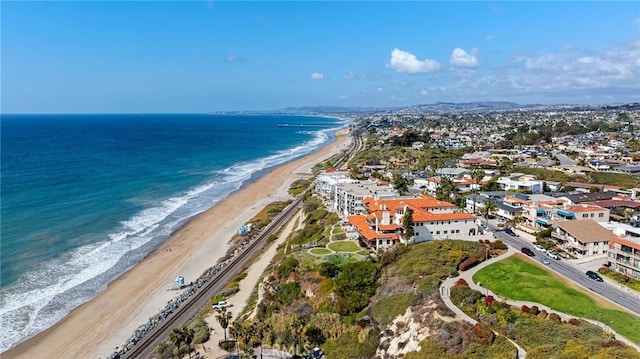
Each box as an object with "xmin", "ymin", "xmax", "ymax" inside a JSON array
[{"xmin": 212, "ymin": 101, "xmax": 639, "ymax": 116}]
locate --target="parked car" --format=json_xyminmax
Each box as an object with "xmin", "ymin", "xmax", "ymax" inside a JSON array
[
  {"xmin": 212, "ymin": 300, "xmax": 232, "ymax": 309},
  {"xmin": 541, "ymin": 257, "xmax": 551, "ymax": 265},
  {"xmin": 546, "ymin": 250, "xmax": 560, "ymax": 260},
  {"xmin": 586, "ymin": 270, "xmax": 604, "ymax": 282},
  {"xmin": 521, "ymin": 247, "xmax": 535, "ymax": 257},
  {"xmin": 533, "ymin": 244, "xmax": 546, "ymax": 253}
]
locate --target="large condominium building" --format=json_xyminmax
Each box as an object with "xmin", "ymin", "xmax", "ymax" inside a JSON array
[
  {"xmin": 315, "ymin": 170, "xmax": 398, "ymax": 217},
  {"xmin": 347, "ymin": 195, "xmax": 480, "ymax": 250}
]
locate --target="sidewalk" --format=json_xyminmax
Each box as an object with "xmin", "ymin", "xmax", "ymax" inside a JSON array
[{"xmin": 440, "ymin": 248, "xmax": 640, "ymax": 352}]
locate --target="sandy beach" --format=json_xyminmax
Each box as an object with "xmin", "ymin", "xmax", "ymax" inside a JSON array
[{"xmin": 4, "ymin": 128, "xmax": 351, "ymax": 359}]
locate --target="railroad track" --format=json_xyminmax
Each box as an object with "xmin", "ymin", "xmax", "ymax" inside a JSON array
[
  {"xmin": 123, "ymin": 196, "xmax": 303, "ymax": 359},
  {"xmin": 122, "ymin": 128, "xmax": 361, "ymax": 358}
]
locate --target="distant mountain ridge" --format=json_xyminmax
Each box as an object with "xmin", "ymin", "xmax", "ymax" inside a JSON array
[{"xmin": 213, "ymin": 101, "xmax": 640, "ymax": 116}]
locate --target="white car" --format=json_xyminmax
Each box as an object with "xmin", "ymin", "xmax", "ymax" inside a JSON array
[
  {"xmin": 532, "ymin": 244, "xmax": 546, "ymax": 253},
  {"xmin": 212, "ymin": 300, "xmax": 232, "ymax": 309},
  {"xmin": 546, "ymin": 250, "xmax": 560, "ymax": 260}
]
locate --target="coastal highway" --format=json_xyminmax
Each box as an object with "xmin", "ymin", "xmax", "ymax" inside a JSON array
[
  {"xmin": 491, "ymin": 226, "xmax": 640, "ymax": 316},
  {"xmin": 123, "ymin": 127, "xmax": 359, "ymax": 358}
]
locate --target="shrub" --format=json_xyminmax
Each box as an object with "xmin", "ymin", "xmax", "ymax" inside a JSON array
[
  {"xmin": 538, "ymin": 309, "xmax": 548, "ymax": 320},
  {"xmin": 485, "ymin": 295, "xmax": 494, "ymax": 306},
  {"xmin": 601, "ymin": 340, "xmax": 624, "ymax": 348},
  {"xmin": 193, "ymin": 326, "xmax": 210, "ymax": 344},
  {"xmin": 493, "ymin": 240, "xmax": 507, "ymax": 250},
  {"xmin": 521, "ymin": 305, "xmax": 530, "ymax": 314},
  {"xmin": 548, "ymin": 313, "xmax": 561, "ymax": 323},
  {"xmin": 567, "ymin": 318, "xmax": 581, "ymax": 325},
  {"xmin": 318, "ymin": 262, "xmax": 340, "ymax": 278},
  {"xmin": 455, "ymin": 278, "xmax": 469, "ymax": 286},
  {"xmin": 530, "ymin": 305, "xmax": 540, "ymax": 316},
  {"xmin": 459, "ymin": 257, "xmax": 480, "ymax": 271},
  {"xmin": 277, "ymin": 256, "xmax": 299, "ymax": 278},
  {"xmin": 471, "ymin": 322, "xmax": 495, "ymax": 345},
  {"xmin": 276, "ymin": 281, "xmax": 301, "ymax": 304},
  {"xmin": 598, "ymin": 266, "xmax": 611, "ymax": 274}
]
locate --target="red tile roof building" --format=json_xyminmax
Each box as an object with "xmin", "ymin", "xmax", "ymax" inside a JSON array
[{"xmin": 347, "ymin": 195, "xmax": 480, "ymax": 250}]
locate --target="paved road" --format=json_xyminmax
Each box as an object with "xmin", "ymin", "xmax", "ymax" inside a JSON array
[
  {"xmin": 553, "ymin": 151, "xmax": 577, "ymax": 166},
  {"xmin": 490, "ymin": 225, "xmax": 640, "ymax": 316},
  {"xmin": 440, "ymin": 246, "xmax": 640, "ymax": 352}
]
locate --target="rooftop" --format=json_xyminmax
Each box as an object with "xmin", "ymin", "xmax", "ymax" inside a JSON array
[{"xmin": 555, "ymin": 219, "xmax": 616, "ymax": 244}]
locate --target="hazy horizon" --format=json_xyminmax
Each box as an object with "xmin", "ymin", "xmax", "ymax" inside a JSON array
[{"xmin": 2, "ymin": 1, "xmax": 639, "ymax": 113}]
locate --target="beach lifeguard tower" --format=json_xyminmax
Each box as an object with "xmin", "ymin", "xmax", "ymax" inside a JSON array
[{"xmin": 175, "ymin": 276, "xmax": 185, "ymax": 288}]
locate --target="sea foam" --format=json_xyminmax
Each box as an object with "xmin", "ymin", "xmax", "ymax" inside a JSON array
[{"xmin": 0, "ymin": 120, "xmax": 341, "ymax": 352}]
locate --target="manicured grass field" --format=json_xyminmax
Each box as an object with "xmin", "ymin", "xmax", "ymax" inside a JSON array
[
  {"xmin": 331, "ymin": 226, "xmax": 345, "ymax": 235},
  {"xmin": 328, "ymin": 240, "xmax": 360, "ymax": 252},
  {"xmin": 473, "ymin": 256, "xmax": 640, "ymax": 344},
  {"xmin": 309, "ymin": 248, "xmax": 332, "ymax": 256}
]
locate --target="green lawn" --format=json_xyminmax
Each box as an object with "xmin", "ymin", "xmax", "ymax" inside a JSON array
[
  {"xmin": 473, "ymin": 256, "xmax": 640, "ymax": 344},
  {"xmin": 309, "ymin": 248, "xmax": 332, "ymax": 256},
  {"xmin": 331, "ymin": 226, "xmax": 345, "ymax": 235},
  {"xmin": 328, "ymin": 240, "xmax": 361, "ymax": 252}
]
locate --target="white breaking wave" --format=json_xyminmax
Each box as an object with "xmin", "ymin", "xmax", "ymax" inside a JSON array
[{"xmin": 0, "ymin": 124, "xmax": 338, "ymax": 352}]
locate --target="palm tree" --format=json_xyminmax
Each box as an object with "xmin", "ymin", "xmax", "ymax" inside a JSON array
[
  {"xmin": 483, "ymin": 200, "xmax": 497, "ymax": 226},
  {"xmin": 215, "ymin": 307, "xmax": 233, "ymax": 341},
  {"xmin": 170, "ymin": 327, "xmax": 185, "ymax": 358},
  {"xmin": 470, "ymin": 168, "xmax": 485, "ymax": 215},
  {"xmin": 183, "ymin": 327, "xmax": 195, "ymax": 359},
  {"xmin": 290, "ymin": 314, "xmax": 305, "ymax": 355},
  {"xmin": 229, "ymin": 321, "xmax": 246, "ymax": 358}
]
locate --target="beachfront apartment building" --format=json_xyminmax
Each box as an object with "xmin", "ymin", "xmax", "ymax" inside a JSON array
[
  {"xmin": 347, "ymin": 195, "xmax": 481, "ymax": 250},
  {"xmin": 551, "ymin": 219, "xmax": 613, "ymax": 257},
  {"xmin": 607, "ymin": 237, "xmax": 640, "ymax": 280},
  {"xmin": 315, "ymin": 171, "xmax": 399, "ymax": 217}
]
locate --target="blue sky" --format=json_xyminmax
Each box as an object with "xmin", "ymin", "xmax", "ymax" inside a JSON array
[{"xmin": 2, "ymin": 1, "xmax": 639, "ymax": 113}]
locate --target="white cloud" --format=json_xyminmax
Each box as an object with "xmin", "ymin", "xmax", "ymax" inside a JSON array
[
  {"xmin": 344, "ymin": 71, "xmax": 354, "ymax": 79},
  {"xmin": 225, "ymin": 53, "xmax": 239, "ymax": 63},
  {"xmin": 450, "ymin": 48, "xmax": 478, "ymax": 68},
  {"xmin": 486, "ymin": 35, "xmax": 494, "ymax": 41},
  {"xmin": 309, "ymin": 72, "xmax": 324, "ymax": 80},
  {"xmin": 387, "ymin": 48, "xmax": 440, "ymax": 74},
  {"xmin": 377, "ymin": 87, "xmax": 384, "ymax": 92}
]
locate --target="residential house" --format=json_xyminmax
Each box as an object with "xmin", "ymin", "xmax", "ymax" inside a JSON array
[
  {"xmin": 554, "ymin": 203, "xmax": 610, "ymax": 222},
  {"xmin": 613, "ymin": 165, "xmax": 640, "ymax": 175},
  {"xmin": 561, "ymin": 191, "xmax": 617, "ymax": 204},
  {"xmin": 496, "ymin": 173, "xmax": 543, "ymax": 193}
]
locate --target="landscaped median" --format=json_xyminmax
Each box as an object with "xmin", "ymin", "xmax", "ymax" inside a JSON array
[{"xmin": 473, "ymin": 255, "xmax": 640, "ymax": 345}]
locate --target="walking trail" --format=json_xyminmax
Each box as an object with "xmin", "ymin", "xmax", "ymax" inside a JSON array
[
  {"xmin": 195, "ymin": 210, "xmax": 305, "ymax": 359},
  {"xmin": 439, "ymin": 246, "xmax": 640, "ymax": 357}
]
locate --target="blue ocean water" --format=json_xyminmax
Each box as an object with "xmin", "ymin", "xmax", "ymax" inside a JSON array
[{"xmin": 0, "ymin": 113, "xmax": 345, "ymax": 351}]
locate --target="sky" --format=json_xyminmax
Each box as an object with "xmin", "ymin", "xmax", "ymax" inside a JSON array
[{"xmin": 2, "ymin": 1, "xmax": 639, "ymax": 113}]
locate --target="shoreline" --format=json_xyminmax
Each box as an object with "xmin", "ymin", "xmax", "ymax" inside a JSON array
[{"xmin": 3, "ymin": 128, "xmax": 352, "ymax": 359}]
